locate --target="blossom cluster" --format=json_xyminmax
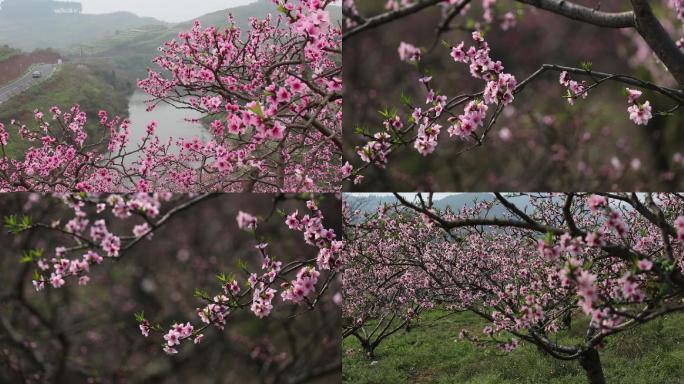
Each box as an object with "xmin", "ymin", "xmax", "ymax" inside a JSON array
[
  {"xmin": 130, "ymin": 197, "xmax": 345, "ymax": 355},
  {"xmin": 357, "ymin": 31, "xmax": 518, "ymax": 166},
  {"xmin": 281, "ymin": 267, "xmax": 320, "ymax": 302},
  {"xmin": 236, "ymin": 211, "xmax": 258, "ymax": 230},
  {"xmin": 31, "ymin": 194, "xmax": 165, "ymax": 291},
  {"xmin": 558, "ymin": 71, "xmax": 588, "ymax": 105},
  {"xmin": 136, "ymin": 0, "xmax": 342, "ymax": 192},
  {"xmin": 559, "ymin": 72, "xmax": 653, "ymax": 126},
  {"xmin": 285, "ymin": 199, "xmax": 344, "ymax": 271},
  {"xmin": 1, "ymin": 0, "xmax": 342, "ymax": 193},
  {"xmin": 344, "ymin": 193, "xmax": 684, "ymax": 357},
  {"xmin": 162, "ymin": 323, "xmax": 197, "ymax": 355},
  {"xmin": 625, "ymin": 88, "xmax": 653, "ymax": 126}
]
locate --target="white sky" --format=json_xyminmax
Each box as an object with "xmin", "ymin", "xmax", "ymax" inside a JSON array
[{"xmin": 79, "ymin": 0, "xmax": 256, "ymax": 23}]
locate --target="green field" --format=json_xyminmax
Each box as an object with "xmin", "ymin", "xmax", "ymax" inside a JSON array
[
  {"xmin": 0, "ymin": 63, "xmax": 133, "ymax": 158},
  {"xmin": 343, "ymin": 310, "xmax": 684, "ymax": 384}
]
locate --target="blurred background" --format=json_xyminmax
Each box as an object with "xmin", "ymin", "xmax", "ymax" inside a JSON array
[
  {"xmin": 344, "ymin": 0, "xmax": 684, "ymax": 191},
  {"xmin": 0, "ymin": 193, "xmax": 341, "ymax": 384}
]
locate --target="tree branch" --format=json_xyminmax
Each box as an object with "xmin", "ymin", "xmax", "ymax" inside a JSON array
[
  {"xmin": 343, "ymin": 0, "xmax": 444, "ymax": 40},
  {"xmin": 516, "ymin": 0, "xmax": 634, "ymax": 28},
  {"xmin": 630, "ymin": 0, "xmax": 684, "ymax": 87}
]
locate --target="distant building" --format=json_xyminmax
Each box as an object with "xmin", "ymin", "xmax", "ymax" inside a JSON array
[{"xmin": 0, "ymin": 0, "xmax": 82, "ymax": 17}]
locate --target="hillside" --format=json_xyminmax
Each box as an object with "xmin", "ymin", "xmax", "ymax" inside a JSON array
[
  {"xmin": 0, "ymin": 45, "xmax": 20, "ymax": 61},
  {"xmin": 64, "ymin": 0, "xmax": 341, "ymax": 79},
  {"xmin": 70, "ymin": 0, "xmax": 285, "ymax": 58},
  {"xmin": 0, "ymin": 11, "xmax": 166, "ymax": 51},
  {"xmin": 53, "ymin": 0, "xmax": 283, "ymax": 80},
  {"xmin": 0, "ymin": 62, "xmax": 133, "ymax": 158},
  {"xmin": 0, "ymin": 0, "xmax": 340, "ymax": 81}
]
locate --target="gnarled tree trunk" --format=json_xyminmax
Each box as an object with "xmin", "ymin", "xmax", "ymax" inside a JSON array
[{"xmin": 579, "ymin": 348, "xmax": 606, "ymax": 384}]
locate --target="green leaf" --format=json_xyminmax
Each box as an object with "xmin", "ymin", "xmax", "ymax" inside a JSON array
[
  {"xmin": 216, "ymin": 272, "xmax": 235, "ymax": 284},
  {"xmin": 543, "ymin": 231, "xmax": 555, "ymax": 246},
  {"xmin": 20, "ymin": 248, "xmax": 43, "ymax": 263},
  {"xmin": 237, "ymin": 258, "xmax": 248, "ymax": 272},
  {"xmin": 377, "ymin": 107, "xmax": 397, "ymax": 119},
  {"xmin": 193, "ymin": 288, "xmax": 210, "ymax": 300},
  {"xmin": 581, "ymin": 61, "xmax": 593, "ymax": 71},
  {"xmin": 249, "ymin": 103, "xmax": 265, "ymax": 118},
  {"xmin": 400, "ymin": 92, "xmax": 412, "ymax": 106},
  {"xmin": 276, "ymin": 4, "xmax": 287, "ymax": 13},
  {"xmin": 134, "ymin": 311, "xmax": 145, "ymax": 322},
  {"xmin": 354, "ymin": 125, "xmax": 369, "ymax": 136},
  {"xmin": 5, "ymin": 215, "xmax": 33, "ymax": 234},
  {"xmin": 216, "ymin": 273, "xmax": 228, "ymax": 283}
]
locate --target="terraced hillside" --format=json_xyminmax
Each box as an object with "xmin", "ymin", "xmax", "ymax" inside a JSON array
[{"xmin": 0, "ymin": 11, "xmax": 167, "ymax": 51}]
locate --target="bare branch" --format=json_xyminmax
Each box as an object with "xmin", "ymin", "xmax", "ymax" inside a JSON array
[
  {"xmin": 631, "ymin": 0, "xmax": 684, "ymax": 87},
  {"xmin": 516, "ymin": 0, "xmax": 634, "ymax": 28}
]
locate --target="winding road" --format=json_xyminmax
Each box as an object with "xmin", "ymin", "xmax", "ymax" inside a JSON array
[{"xmin": 0, "ymin": 63, "xmax": 57, "ymax": 105}]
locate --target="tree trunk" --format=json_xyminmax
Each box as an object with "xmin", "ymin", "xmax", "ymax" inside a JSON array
[
  {"xmin": 358, "ymin": 339, "xmax": 376, "ymax": 360},
  {"xmin": 365, "ymin": 343, "xmax": 376, "ymax": 360},
  {"xmin": 579, "ymin": 348, "xmax": 606, "ymax": 384}
]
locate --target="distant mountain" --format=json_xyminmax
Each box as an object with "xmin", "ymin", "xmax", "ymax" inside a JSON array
[
  {"xmin": 0, "ymin": 8, "xmax": 166, "ymax": 51},
  {"xmin": 74, "ymin": 0, "xmax": 340, "ymax": 57},
  {"xmin": 344, "ymin": 193, "xmax": 534, "ymax": 218},
  {"xmin": 73, "ymin": 0, "xmax": 277, "ymax": 59}
]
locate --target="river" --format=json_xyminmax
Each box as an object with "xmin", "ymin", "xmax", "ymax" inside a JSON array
[{"xmin": 124, "ymin": 90, "xmax": 210, "ymax": 158}]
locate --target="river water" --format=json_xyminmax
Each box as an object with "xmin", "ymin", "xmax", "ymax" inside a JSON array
[{"xmin": 124, "ymin": 90, "xmax": 210, "ymax": 157}]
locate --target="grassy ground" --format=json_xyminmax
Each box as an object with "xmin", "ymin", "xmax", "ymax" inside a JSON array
[
  {"xmin": 0, "ymin": 62, "xmax": 133, "ymax": 158},
  {"xmin": 343, "ymin": 310, "xmax": 684, "ymax": 384}
]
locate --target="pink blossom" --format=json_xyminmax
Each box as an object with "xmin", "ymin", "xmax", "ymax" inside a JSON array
[
  {"xmin": 587, "ymin": 195, "xmax": 607, "ymax": 211},
  {"xmin": 139, "ymin": 320, "xmax": 150, "ymax": 337},
  {"xmin": 398, "ymin": 41, "xmax": 421, "ymax": 62},
  {"xmin": 626, "ymin": 88, "xmax": 642, "ymax": 104},
  {"xmin": 628, "ymin": 101, "xmax": 652, "ymax": 125},
  {"xmin": 236, "ymin": 211, "xmax": 257, "ymax": 230},
  {"xmin": 50, "ymin": 273, "xmax": 65, "ymax": 288}
]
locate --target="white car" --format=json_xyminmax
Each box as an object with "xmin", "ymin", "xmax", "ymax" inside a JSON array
[{"xmin": 31, "ymin": 71, "xmax": 42, "ymax": 78}]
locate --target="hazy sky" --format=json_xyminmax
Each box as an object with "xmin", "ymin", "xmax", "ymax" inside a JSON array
[{"xmin": 79, "ymin": 0, "xmax": 256, "ymax": 23}]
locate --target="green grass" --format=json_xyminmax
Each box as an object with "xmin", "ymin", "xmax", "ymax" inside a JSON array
[
  {"xmin": 343, "ymin": 310, "xmax": 684, "ymax": 384},
  {"xmin": 0, "ymin": 62, "xmax": 133, "ymax": 158}
]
